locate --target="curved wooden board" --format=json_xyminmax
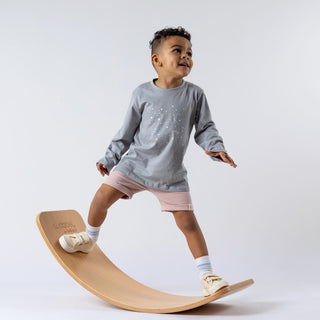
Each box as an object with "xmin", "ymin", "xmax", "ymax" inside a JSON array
[{"xmin": 36, "ymin": 210, "xmax": 254, "ymax": 313}]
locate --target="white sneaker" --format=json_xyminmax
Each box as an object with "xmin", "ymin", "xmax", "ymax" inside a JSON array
[
  {"xmin": 59, "ymin": 231, "xmax": 95, "ymax": 253},
  {"xmin": 201, "ymin": 272, "xmax": 229, "ymax": 296}
]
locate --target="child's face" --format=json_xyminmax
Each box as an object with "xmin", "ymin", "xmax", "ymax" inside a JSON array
[{"xmin": 152, "ymin": 36, "xmax": 193, "ymax": 79}]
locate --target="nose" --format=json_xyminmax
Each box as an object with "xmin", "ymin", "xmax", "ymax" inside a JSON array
[{"xmin": 181, "ymin": 52, "xmax": 191, "ymax": 61}]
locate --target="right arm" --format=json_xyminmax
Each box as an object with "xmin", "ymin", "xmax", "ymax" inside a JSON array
[{"xmin": 97, "ymin": 89, "xmax": 142, "ymax": 174}]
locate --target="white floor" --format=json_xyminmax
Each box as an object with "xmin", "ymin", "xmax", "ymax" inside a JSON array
[{"xmin": 1, "ymin": 275, "xmax": 319, "ymax": 320}]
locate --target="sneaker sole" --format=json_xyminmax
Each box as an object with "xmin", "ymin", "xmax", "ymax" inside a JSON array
[{"xmin": 58, "ymin": 236, "xmax": 93, "ymax": 253}]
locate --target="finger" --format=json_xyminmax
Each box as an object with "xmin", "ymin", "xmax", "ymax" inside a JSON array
[
  {"xmin": 98, "ymin": 166, "xmax": 105, "ymax": 176},
  {"xmin": 221, "ymin": 153, "xmax": 233, "ymax": 165},
  {"xmin": 220, "ymin": 153, "xmax": 230, "ymax": 163},
  {"xmin": 225, "ymin": 154, "xmax": 237, "ymax": 167},
  {"xmin": 102, "ymin": 166, "xmax": 109, "ymax": 176},
  {"xmin": 102, "ymin": 166, "xmax": 108, "ymax": 174}
]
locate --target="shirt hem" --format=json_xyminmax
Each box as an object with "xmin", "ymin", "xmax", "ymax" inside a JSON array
[{"xmin": 113, "ymin": 168, "xmax": 190, "ymax": 192}]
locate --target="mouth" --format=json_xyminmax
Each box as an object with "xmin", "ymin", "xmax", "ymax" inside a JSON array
[{"xmin": 178, "ymin": 63, "xmax": 190, "ymax": 68}]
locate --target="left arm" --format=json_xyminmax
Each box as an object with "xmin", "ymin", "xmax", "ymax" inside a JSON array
[{"xmin": 194, "ymin": 91, "xmax": 237, "ymax": 168}]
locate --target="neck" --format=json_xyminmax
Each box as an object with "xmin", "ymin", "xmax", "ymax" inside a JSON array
[{"xmin": 154, "ymin": 77, "xmax": 183, "ymax": 89}]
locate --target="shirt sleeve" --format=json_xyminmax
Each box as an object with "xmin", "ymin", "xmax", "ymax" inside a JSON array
[
  {"xmin": 194, "ymin": 90, "xmax": 227, "ymax": 162},
  {"xmin": 97, "ymin": 89, "xmax": 142, "ymax": 172}
]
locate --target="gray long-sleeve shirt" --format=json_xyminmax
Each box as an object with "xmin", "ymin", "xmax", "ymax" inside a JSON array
[{"xmin": 98, "ymin": 78, "xmax": 227, "ymax": 192}]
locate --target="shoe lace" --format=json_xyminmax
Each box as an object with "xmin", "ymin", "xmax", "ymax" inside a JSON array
[
  {"xmin": 203, "ymin": 274, "xmax": 222, "ymax": 285},
  {"xmin": 70, "ymin": 232, "xmax": 90, "ymax": 246}
]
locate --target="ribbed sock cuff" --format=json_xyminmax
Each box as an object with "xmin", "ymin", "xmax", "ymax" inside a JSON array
[
  {"xmin": 195, "ymin": 255, "xmax": 213, "ymax": 279},
  {"xmin": 86, "ymin": 224, "xmax": 101, "ymax": 243}
]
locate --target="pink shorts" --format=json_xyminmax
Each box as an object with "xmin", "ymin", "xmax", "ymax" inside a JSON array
[{"xmin": 103, "ymin": 170, "xmax": 194, "ymax": 212}]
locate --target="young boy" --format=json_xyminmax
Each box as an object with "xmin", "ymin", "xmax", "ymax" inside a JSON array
[{"xmin": 59, "ymin": 26, "xmax": 237, "ymax": 297}]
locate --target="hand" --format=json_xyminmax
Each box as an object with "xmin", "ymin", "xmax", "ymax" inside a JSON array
[
  {"xmin": 205, "ymin": 150, "xmax": 237, "ymax": 168},
  {"xmin": 96, "ymin": 163, "xmax": 109, "ymax": 176}
]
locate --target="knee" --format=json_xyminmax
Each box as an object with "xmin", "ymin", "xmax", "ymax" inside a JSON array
[
  {"xmin": 174, "ymin": 211, "xmax": 199, "ymax": 233},
  {"xmin": 92, "ymin": 186, "xmax": 113, "ymax": 210}
]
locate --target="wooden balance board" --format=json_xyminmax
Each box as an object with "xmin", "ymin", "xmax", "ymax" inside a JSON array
[{"xmin": 36, "ymin": 210, "xmax": 254, "ymax": 313}]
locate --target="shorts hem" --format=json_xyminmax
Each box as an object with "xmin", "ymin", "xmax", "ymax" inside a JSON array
[
  {"xmin": 161, "ymin": 204, "xmax": 194, "ymax": 212},
  {"xmin": 102, "ymin": 181, "xmax": 133, "ymax": 199}
]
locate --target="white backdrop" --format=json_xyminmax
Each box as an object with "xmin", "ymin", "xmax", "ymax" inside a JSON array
[{"xmin": 1, "ymin": 0, "xmax": 319, "ymax": 319}]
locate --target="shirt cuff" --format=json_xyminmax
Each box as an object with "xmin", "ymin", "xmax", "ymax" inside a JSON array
[{"xmin": 207, "ymin": 144, "xmax": 227, "ymax": 163}]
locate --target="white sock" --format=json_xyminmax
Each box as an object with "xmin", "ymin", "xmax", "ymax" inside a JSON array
[
  {"xmin": 195, "ymin": 255, "xmax": 213, "ymax": 279},
  {"xmin": 86, "ymin": 224, "xmax": 101, "ymax": 243}
]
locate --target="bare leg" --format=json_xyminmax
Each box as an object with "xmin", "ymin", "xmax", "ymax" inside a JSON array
[
  {"xmin": 88, "ymin": 184, "xmax": 126, "ymax": 227},
  {"xmin": 172, "ymin": 210, "xmax": 208, "ymax": 259}
]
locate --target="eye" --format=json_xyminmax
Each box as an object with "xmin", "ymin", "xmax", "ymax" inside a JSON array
[
  {"xmin": 188, "ymin": 52, "xmax": 193, "ymax": 57},
  {"xmin": 173, "ymin": 48, "xmax": 181, "ymax": 53}
]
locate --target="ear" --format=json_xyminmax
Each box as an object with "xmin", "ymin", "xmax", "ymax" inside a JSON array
[{"xmin": 151, "ymin": 53, "xmax": 162, "ymax": 67}]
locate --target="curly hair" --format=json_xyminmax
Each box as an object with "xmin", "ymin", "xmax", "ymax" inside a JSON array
[{"xmin": 149, "ymin": 26, "xmax": 191, "ymax": 55}]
